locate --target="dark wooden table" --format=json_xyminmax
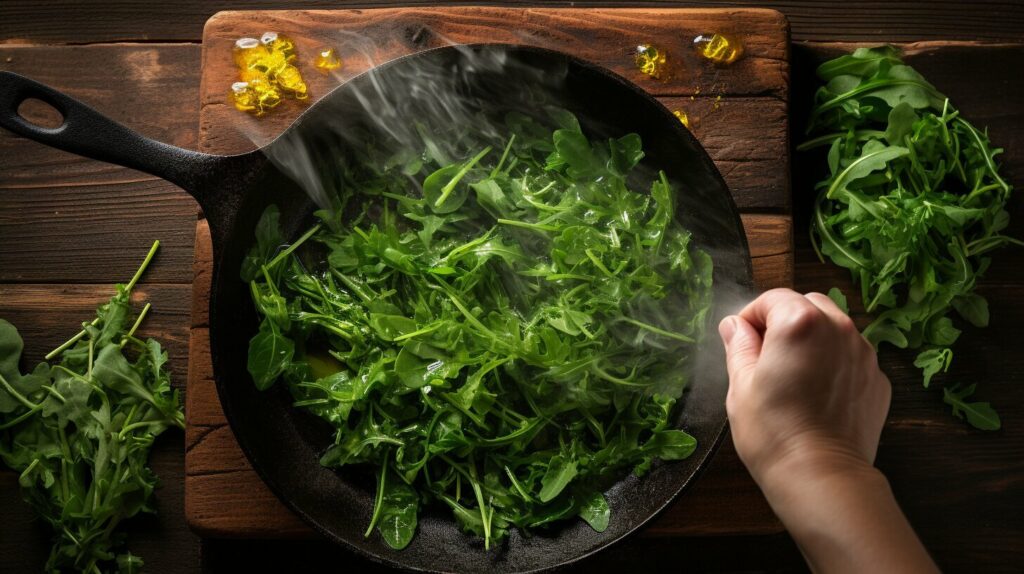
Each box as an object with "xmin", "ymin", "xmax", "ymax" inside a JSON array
[{"xmin": 2, "ymin": 3, "xmax": 1023, "ymax": 573}]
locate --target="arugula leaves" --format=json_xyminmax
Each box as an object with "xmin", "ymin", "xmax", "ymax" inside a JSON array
[
  {"xmin": 802, "ymin": 46, "xmax": 1020, "ymax": 430},
  {"xmin": 243, "ymin": 110, "xmax": 712, "ymax": 549},
  {"xmin": 0, "ymin": 241, "xmax": 183, "ymax": 573}
]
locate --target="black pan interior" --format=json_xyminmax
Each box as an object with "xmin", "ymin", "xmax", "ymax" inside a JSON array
[{"xmin": 206, "ymin": 44, "xmax": 752, "ymax": 573}]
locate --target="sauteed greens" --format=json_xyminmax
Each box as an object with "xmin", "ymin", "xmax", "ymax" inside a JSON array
[
  {"xmin": 0, "ymin": 242, "xmax": 183, "ymax": 572},
  {"xmin": 243, "ymin": 111, "xmax": 712, "ymax": 549},
  {"xmin": 802, "ymin": 47, "xmax": 1018, "ymax": 429}
]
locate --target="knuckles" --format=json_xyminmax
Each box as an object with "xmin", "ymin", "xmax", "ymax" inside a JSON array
[{"xmin": 772, "ymin": 302, "xmax": 825, "ymax": 340}]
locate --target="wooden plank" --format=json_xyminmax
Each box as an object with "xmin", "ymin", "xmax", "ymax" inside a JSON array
[
  {"xmin": 197, "ymin": 8, "xmax": 791, "ymax": 209},
  {"xmin": 0, "ymin": 44, "xmax": 201, "ymax": 284},
  {"xmin": 0, "ymin": 283, "xmax": 192, "ymax": 381},
  {"xmin": 2, "ymin": 1, "xmax": 1023, "ymax": 44},
  {"xmin": 199, "ymin": 8, "xmax": 787, "ymax": 102}
]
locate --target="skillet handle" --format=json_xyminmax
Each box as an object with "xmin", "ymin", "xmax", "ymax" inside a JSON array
[{"xmin": 0, "ymin": 71, "xmax": 225, "ymax": 200}]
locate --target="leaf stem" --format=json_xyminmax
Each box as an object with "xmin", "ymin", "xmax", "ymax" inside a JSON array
[
  {"xmin": 46, "ymin": 241, "xmax": 160, "ymax": 360},
  {"xmin": 0, "ymin": 372, "xmax": 40, "ymax": 410},
  {"xmin": 435, "ymin": 146, "xmax": 492, "ymax": 208}
]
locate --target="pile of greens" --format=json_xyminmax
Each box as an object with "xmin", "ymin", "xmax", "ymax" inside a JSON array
[
  {"xmin": 243, "ymin": 110, "xmax": 713, "ymax": 549},
  {"xmin": 0, "ymin": 241, "xmax": 184, "ymax": 572},
  {"xmin": 802, "ymin": 46, "xmax": 1019, "ymax": 430}
]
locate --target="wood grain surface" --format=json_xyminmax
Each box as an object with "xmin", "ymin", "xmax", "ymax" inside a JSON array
[
  {"xmin": 2, "ymin": 4, "xmax": 1024, "ymax": 572},
  {"xmin": 185, "ymin": 6, "xmax": 794, "ymax": 540},
  {"xmin": 2, "ymin": 1, "xmax": 1023, "ymax": 44}
]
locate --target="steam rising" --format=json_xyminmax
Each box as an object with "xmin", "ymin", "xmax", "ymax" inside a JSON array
[{"xmin": 238, "ymin": 40, "xmax": 756, "ymax": 398}]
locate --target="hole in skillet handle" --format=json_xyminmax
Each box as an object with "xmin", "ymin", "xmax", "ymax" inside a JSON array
[{"xmin": 17, "ymin": 97, "xmax": 65, "ymax": 130}]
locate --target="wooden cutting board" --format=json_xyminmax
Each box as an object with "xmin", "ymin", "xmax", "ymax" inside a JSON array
[{"xmin": 185, "ymin": 7, "xmax": 793, "ymax": 539}]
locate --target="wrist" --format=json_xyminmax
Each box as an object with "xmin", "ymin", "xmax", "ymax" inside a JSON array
[{"xmin": 753, "ymin": 437, "xmax": 884, "ymax": 504}]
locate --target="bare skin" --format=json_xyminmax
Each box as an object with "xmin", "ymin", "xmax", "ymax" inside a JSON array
[{"xmin": 719, "ymin": 288, "xmax": 939, "ymax": 574}]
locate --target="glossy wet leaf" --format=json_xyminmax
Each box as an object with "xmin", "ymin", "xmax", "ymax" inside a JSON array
[
  {"xmin": 377, "ymin": 477, "xmax": 419, "ymax": 549},
  {"xmin": 578, "ymin": 491, "xmax": 610, "ymax": 532}
]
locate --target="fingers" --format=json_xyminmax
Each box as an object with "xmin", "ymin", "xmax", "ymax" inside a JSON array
[
  {"xmin": 719, "ymin": 315, "xmax": 764, "ymax": 388},
  {"xmin": 738, "ymin": 288, "xmax": 824, "ymax": 334}
]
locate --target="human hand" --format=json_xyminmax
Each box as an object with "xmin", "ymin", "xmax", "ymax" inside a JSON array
[{"xmin": 718, "ymin": 288, "xmax": 892, "ymax": 490}]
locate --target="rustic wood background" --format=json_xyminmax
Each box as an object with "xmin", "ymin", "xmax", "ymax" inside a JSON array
[
  {"xmin": 186, "ymin": 6, "xmax": 793, "ymax": 540},
  {"xmin": 2, "ymin": 2, "xmax": 1023, "ymax": 573}
]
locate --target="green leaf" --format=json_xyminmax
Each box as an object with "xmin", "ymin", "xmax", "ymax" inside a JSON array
[
  {"xmin": 117, "ymin": 552, "xmax": 145, "ymax": 574},
  {"xmin": 951, "ymin": 294, "xmax": 989, "ymax": 328},
  {"xmin": 943, "ymin": 384, "xmax": 1001, "ymax": 430},
  {"xmin": 246, "ymin": 318, "xmax": 294, "ymax": 390},
  {"xmin": 241, "ymin": 205, "xmax": 283, "ymax": 282},
  {"xmin": 816, "ymin": 46, "xmax": 902, "ymax": 81},
  {"xmin": 926, "ymin": 316, "xmax": 961, "ymax": 347},
  {"xmin": 377, "ymin": 474, "xmax": 419, "ymax": 550},
  {"xmin": 826, "ymin": 145, "xmax": 909, "ymax": 202},
  {"xmin": 884, "ymin": 102, "xmax": 918, "ymax": 144},
  {"xmin": 578, "ymin": 491, "xmax": 610, "ymax": 532},
  {"xmin": 94, "ymin": 344, "xmax": 144, "ymax": 394},
  {"xmin": 0, "ymin": 319, "xmax": 28, "ymax": 413},
  {"xmin": 0, "ymin": 319, "xmax": 24, "ymax": 384},
  {"xmin": 913, "ymin": 348, "xmax": 952, "ymax": 388},
  {"xmin": 863, "ymin": 318, "xmax": 908, "ymax": 349},
  {"xmin": 827, "ymin": 287, "xmax": 850, "ymax": 314},
  {"xmin": 644, "ymin": 429, "xmax": 697, "ymax": 460},
  {"xmin": 608, "ymin": 133, "xmax": 644, "ymax": 176},
  {"xmin": 538, "ymin": 454, "xmax": 578, "ymax": 502},
  {"xmin": 394, "ymin": 347, "xmax": 431, "ymax": 389},
  {"xmin": 546, "ymin": 129, "xmax": 603, "ymax": 179}
]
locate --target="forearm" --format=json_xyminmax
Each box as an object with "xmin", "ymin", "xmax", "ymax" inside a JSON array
[{"xmin": 759, "ymin": 455, "xmax": 939, "ymax": 574}]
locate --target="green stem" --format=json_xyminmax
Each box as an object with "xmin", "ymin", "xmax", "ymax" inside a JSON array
[
  {"xmin": 126, "ymin": 240, "xmax": 160, "ymax": 292},
  {"xmin": 46, "ymin": 241, "xmax": 160, "ymax": 360},
  {"xmin": 496, "ymin": 219, "xmax": 560, "ymax": 232},
  {"xmin": 121, "ymin": 302, "xmax": 151, "ymax": 347},
  {"xmin": 0, "ymin": 404, "xmax": 43, "ymax": 429},
  {"xmin": 435, "ymin": 146, "xmax": 492, "ymax": 208},
  {"xmin": 490, "ymin": 135, "xmax": 516, "ymax": 178},
  {"xmin": 618, "ymin": 316, "xmax": 695, "ymax": 343},
  {"xmin": 0, "ymin": 372, "xmax": 40, "ymax": 410},
  {"xmin": 797, "ymin": 129, "xmax": 886, "ymax": 151},
  {"xmin": 265, "ymin": 224, "xmax": 322, "ymax": 272},
  {"xmin": 391, "ymin": 322, "xmax": 443, "ymax": 342},
  {"xmin": 364, "ymin": 452, "xmax": 389, "ymax": 537},
  {"xmin": 809, "ymin": 79, "xmax": 945, "ymax": 131}
]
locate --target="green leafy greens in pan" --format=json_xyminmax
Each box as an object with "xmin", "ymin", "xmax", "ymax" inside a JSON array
[
  {"xmin": 802, "ymin": 47, "xmax": 1019, "ymax": 429},
  {"xmin": 243, "ymin": 111, "xmax": 713, "ymax": 549},
  {"xmin": 0, "ymin": 241, "xmax": 184, "ymax": 572}
]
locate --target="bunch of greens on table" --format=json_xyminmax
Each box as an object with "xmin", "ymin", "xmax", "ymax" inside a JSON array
[
  {"xmin": 802, "ymin": 46, "xmax": 1020, "ymax": 430},
  {"xmin": 0, "ymin": 241, "xmax": 184, "ymax": 573},
  {"xmin": 243, "ymin": 110, "xmax": 713, "ymax": 549}
]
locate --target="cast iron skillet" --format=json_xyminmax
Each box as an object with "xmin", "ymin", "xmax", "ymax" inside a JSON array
[{"xmin": 0, "ymin": 44, "xmax": 752, "ymax": 572}]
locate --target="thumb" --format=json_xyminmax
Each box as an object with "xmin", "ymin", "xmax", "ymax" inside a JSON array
[{"xmin": 719, "ymin": 315, "xmax": 763, "ymax": 388}]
